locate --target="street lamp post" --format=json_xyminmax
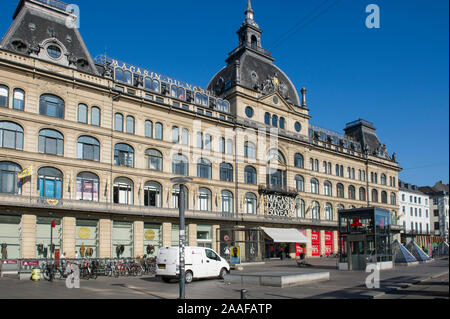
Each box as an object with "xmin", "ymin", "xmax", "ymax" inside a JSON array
[{"xmin": 171, "ymin": 177, "xmax": 193, "ymax": 300}]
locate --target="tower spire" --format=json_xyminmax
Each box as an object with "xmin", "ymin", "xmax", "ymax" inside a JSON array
[{"xmin": 245, "ymin": 0, "xmax": 254, "ymax": 21}]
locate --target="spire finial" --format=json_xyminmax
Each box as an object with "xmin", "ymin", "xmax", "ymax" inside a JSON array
[
  {"xmin": 245, "ymin": 0, "xmax": 254, "ymax": 20},
  {"xmin": 246, "ymin": 0, "xmax": 253, "ymax": 13}
]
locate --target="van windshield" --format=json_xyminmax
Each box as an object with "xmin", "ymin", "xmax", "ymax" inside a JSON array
[{"xmin": 205, "ymin": 249, "xmax": 219, "ymax": 261}]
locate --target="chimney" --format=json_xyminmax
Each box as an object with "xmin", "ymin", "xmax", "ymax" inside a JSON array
[{"xmin": 301, "ymin": 87, "xmax": 307, "ymax": 108}]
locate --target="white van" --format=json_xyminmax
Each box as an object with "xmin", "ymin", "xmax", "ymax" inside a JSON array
[{"xmin": 156, "ymin": 246, "xmax": 230, "ymax": 283}]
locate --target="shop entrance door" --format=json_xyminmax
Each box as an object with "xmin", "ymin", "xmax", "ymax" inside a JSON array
[{"xmin": 347, "ymin": 235, "xmax": 367, "ymax": 271}]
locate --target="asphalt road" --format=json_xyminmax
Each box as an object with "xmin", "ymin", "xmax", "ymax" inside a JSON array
[{"xmin": 0, "ymin": 258, "xmax": 448, "ymax": 299}]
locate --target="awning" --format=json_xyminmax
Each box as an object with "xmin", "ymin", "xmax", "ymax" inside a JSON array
[{"xmin": 262, "ymin": 227, "xmax": 310, "ymax": 244}]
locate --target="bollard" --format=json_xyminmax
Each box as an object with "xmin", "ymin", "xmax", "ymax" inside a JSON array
[{"xmin": 241, "ymin": 289, "xmax": 247, "ymax": 299}]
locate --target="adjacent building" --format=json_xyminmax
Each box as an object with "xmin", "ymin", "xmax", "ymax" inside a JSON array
[
  {"xmin": 419, "ymin": 181, "xmax": 449, "ymax": 243},
  {"xmin": 0, "ymin": 0, "xmax": 402, "ymax": 261},
  {"xmin": 398, "ymin": 180, "xmax": 431, "ymax": 246}
]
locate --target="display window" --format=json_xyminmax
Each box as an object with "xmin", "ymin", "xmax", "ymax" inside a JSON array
[
  {"xmin": 76, "ymin": 219, "xmax": 99, "ymax": 258},
  {"xmin": 112, "ymin": 221, "xmax": 133, "ymax": 258},
  {"xmin": 36, "ymin": 217, "xmax": 62, "ymax": 259},
  {"xmin": 144, "ymin": 223, "xmax": 162, "ymax": 257},
  {"xmin": 0, "ymin": 215, "xmax": 21, "ymax": 259}
]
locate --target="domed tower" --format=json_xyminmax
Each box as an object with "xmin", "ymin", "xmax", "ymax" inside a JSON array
[{"xmin": 208, "ymin": 0, "xmax": 309, "ymax": 136}]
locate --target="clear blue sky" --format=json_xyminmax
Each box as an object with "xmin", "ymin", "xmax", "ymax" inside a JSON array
[{"xmin": 1, "ymin": 0, "xmax": 448, "ymax": 187}]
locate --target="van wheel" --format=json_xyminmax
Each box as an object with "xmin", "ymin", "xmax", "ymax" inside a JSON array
[
  {"xmin": 162, "ymin": 277, "xmax": 171, "ymax": 283},
  {"xmin": 185, "ymin": 271, "xmax": 193, "ymax": 284},
  {"xmin": 219, "ymin": 268, "xmax": 228, "ymax": 279}
]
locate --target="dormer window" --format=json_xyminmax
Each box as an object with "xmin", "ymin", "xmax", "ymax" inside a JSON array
[{"xmin": 46, "ymin": 44, "xmax": 61, "ymax": 59}]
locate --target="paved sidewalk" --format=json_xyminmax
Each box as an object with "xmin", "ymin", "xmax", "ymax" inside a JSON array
[{"xmin": 0, "ymin": 258, "xmax": 447, "ymax": 299}]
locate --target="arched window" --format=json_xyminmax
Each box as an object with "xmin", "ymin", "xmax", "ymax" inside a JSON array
[
  {"xmin": 38, "ymin": 167, "xmax": 63, "ymax": 199},
  {"xmin": 198, "ymin": 188, "xmax": 212, "ymax": 211},
  {"xmin": 114, "ymin": 143, "xmax": 134, "ymax": 168},
  {"xmin": 245, "ymin": 193, "xmax": 257, "ymax": 215},
  {"xmin": 78, "ymin": 104, "xmax": 88, "ymax": 124},
  {"xmin": 172, "ymin": 126, "xmax": 179, "ymax": 143},
  {"xmin": 294, "ymin": 153, "xmax": 304, "ymax": 168},
  {"xmin": 295, "ymin": 175, "xmax": 305, "ymax": 192},
  {"xmin": 220, "ymin": 163, "xmax": 233, "ymax": 182},
  {"xmin": 279, "ymin": 117, "xmax": 285, "ymax": 130},
  {"xmin": 381, "ymin": 191, "xmax": 388, "ymax": 204},
  {"xmin": 146, "ymin": 149, "xmax": 163, "ymax": 171},
  {"xmin": 360, "ymin": 187, "xmax": 366, "ymax": 202},
  {"xmin": 372, "ymin": 189, "xmax": 379, "ymax": 203},
  {"xmin": 38, "ymin": 129, "xmax": 64, "ymax": 156},
  {"xmin": 114, "ymin": 113, "xmax": 123, "ymax": 132},
  {"xmin": 267, "ymin": 149, "xmax": 286, "ymax": 165},
  {"xmin": 145, "ymin": 121, "xmax": 153, "ymax": 138},
  {"xmin": 40, "ymin": 94, "xmax": 65, "ymax": 119},
  {"xmin": 311, "ymin": 179, "xmax": 319, "ymax": 194},
  {"xmin": 172, "ymin": 154, "xmax": 188, "ymax": 176},
  {"xmin": 337, "ymin": 204, "xmax": 345, "ymax": 213},
  {"xmin": 381, "ymin": 174, "xmax": 387, "ymax": 185},
  {"xmin": 0, "ymin": 121, "xmax": 23, "ymax": 150},
  {"xmin": 264, "ymin": 112, "xmax": 271, "ymax": 125},
  {"xmin": 296, "ymin": 199, "xmax": 305, "ymax": 218},
  {"xmin": 312, "ymin": 201, "xmax": 320, "ymax": 220},
  {"xmin": 349, "ymin": 186, "xmax": 356, "ymax": 200},
  {"xmin": 197, "ymin": 158, "xmax": 212, "ymax": 179},
  {"xmin": 144, "ymin": 77, "xmax": 152, "ymax": 90},
  {"xmin": 152, "ymin": 80, "xmax": 160, "ymax": 93},
  {"xmin": 113, "ymin": 177, "xmax": 133, "ymax": 205},
  {"xmin": 337, "ymin": 183, "xmax": 345, "ymax": 198},
  {"xmin": 0, "ymin": 162, "xmax": 22, "ymax": 194},
  {"xmin": 195, "ymin": 92, "xmax": 202, "ymax": 105},
  {"xmin": 126, "ymin": 116, "xmax": 135, "ymax": 134},
  {"xmin": 144, "ymin": 181, "xmax": 162, "ymax": 208},
  {"xmin": 91, "ymin": 107, "xmax": 101, "ymax": 126},
  {"xmin": 77, "ymin": 136, "xmax": 100, "ymax": 162},
  {"xmin": 155, "ymin": 122, "xmax": 163, "ymax": 140},
  {"xmin": 391, "ymin": 193, "xmax": 397, "ymax": 205},
  {"xmin": 272, "ymin": 115, "xmax": 278, "ymax": 128},
  {"xmin": 221, "ymin": 190, "xmax": 234, "ymax": 214},
  {"xmin": 124, "ymin": 70, "xmax": 132, "ymax": 85},
  {"xmin": 0, "ymin": 85, "xmax": 9, "ymax": 107},
  {"xmin": 245, "ymin": 166, "xmax": 257, "ymax": 185},
  {"xmin": 171, "ymin": 85, "xmax": 178, "ymax": 98},
  {"xmin": 325, "ymin": 203, "xmax": 333, "ymax": 221},
  {"xmin": 172, "ymin": 184, "xmax": 188, "ymax": 209},
  {"xmin": 244, "ymin": 141, "xmax": 256, "ymax": 159},
  {"xmin": 177, "ymin": 87, "xmax": 185, "ymax": 100},
  {"xmin": 115, "ymin": 68, "xmax": 124, "ymax": 82},
  {"xmin": 181, "ymin": 128, "xmax": 189, "ymax": 145},
  {"xmin": 251, "ymin": 35, "xmax": 258, "ymax": 49},
  {"xmin": 76, "ymin": 172, "xmax": 99, "ymax": 201},
  {"xmin": 13, "ymin": 89, "xmax": 25, "ymax": 111},
  {"xmin": 324, "ymin": 181, "xmax": 332, "ymax": 196}
]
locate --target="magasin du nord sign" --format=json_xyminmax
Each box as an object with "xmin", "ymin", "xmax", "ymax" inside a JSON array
[{"xmin": 105, "ymin": 56, "xmax": 209, "ymax": 94}]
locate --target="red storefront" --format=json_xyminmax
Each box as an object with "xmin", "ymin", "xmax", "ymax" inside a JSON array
[
  {"xmin": 324, "ymin": 232, "xmax": 334, "ymax": 256},
  {"xmin": 311, "ymin": 231, "xmax": 321, "ymax": 257}
]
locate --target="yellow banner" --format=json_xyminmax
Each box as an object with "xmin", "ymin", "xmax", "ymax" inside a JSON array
[{"xmin": 17, "ymin": 167, "xmax": 32, "ymax": 179}]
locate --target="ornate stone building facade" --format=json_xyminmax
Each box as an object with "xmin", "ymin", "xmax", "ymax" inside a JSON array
[{"xmin": 0, "ymin": 0, "xmax": 401, "ymax": 261}]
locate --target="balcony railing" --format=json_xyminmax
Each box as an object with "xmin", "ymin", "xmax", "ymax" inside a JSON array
[{"xmin": 0, "ymin": 193, "xmax": 338, "ymax": 227}]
